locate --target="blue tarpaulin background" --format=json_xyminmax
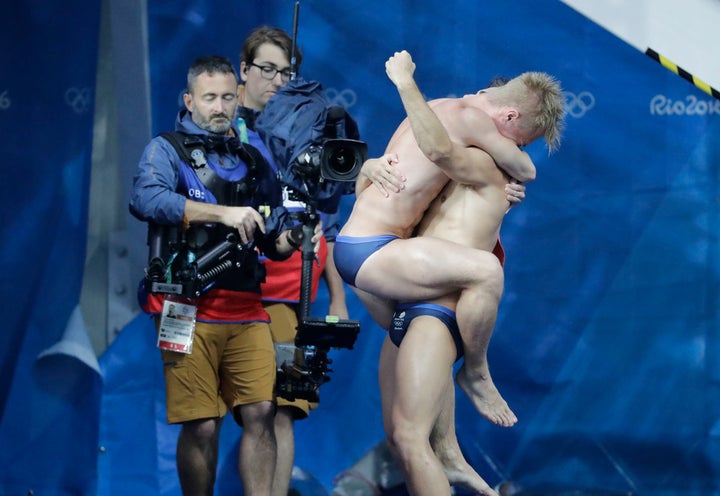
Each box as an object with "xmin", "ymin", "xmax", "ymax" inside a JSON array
[{"xmin": 2, "ymin": 0, "xmax": 720, "ymax": 494}]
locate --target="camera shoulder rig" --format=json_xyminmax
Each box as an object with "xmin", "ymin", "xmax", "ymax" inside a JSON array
[
  {"xmin": 159, "ymin": 131, "xmax": 262, "ymax": 205},
  {"xmin": 143, "ymin": 132, "xmax": 270, "ymax": 298}
]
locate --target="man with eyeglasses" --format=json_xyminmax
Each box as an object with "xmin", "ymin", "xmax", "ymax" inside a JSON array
[
  {"xmin": 249, "ymin": 63, "xmax": 293, "ymax": 84},
  {"xmin": 238, "ymin": 28, "xmax": 293, "ymax": 112},
  {"xmin": 236, "ymin": 27, "xmax": 320, "ymax": 496},
  {"xmin": 235, "ymin": 25, "xmax": 403, "ymax": 496}
]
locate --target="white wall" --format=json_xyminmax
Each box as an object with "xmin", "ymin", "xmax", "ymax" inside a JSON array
[{"xmin": 561, "ymin": 0, "xmax": 720, "ymax": 92}]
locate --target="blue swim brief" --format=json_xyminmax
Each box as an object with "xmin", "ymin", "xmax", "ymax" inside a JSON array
[
  {"xmin": 333, "ymin": 235, "xmax": 398, "ymax": 287},
  {"xmin": 389, "ymin": 302, "xmax": 464, "ymax": 361}
]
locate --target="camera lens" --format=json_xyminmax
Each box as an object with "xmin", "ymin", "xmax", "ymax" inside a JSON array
[
  {"xmin": 318, "ymin": 139, "xmax": 366, "ymax": 182},
  {"xmin": 328, "ymin": 147, "xmax": 357, "ymax": 175}
]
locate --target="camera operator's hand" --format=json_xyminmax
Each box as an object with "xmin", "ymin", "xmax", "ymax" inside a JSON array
[
  {"xmin": 281, "ymin": 219, "xmax": 323, "ymax": 254},
  {"xmin": 220, "ymin": 206, "xmax": 266, "ymax": 244},
  {"xmin": 360, "ymin": 153, "xmax": 405, "ymax": 197},
  {"xmin": 312, "ymin": 219, "xmax": 323, "ymax": 252},
  {"xmin": 184, "ymin": 199, "xmax": 265, "ymax": 244}
]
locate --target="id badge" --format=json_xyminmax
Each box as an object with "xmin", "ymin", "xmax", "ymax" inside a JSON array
[{"xmin": 157, "ymin": 297, "xmax": 197, "ymax": 354}]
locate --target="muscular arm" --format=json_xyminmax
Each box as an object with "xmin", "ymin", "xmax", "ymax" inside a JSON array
[
  {"xmin": 385, "ymin": 52, "xmax": 456, "ymax": 168},
  {"xmin": 455, "ymin": 107, "xmax": 536, "ymax": 182},
  {"xmin": 385, "ymin": 50, "xmax": 535, "ymax": 184}
]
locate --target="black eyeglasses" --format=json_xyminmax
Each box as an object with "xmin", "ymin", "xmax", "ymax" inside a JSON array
[{"xmin": 249, "ymin": 63, "xmax": 292, "ymax": 82}]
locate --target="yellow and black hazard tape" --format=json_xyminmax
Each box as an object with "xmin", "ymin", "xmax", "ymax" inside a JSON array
[{"xmin": 646, "ymin": 48, "xmax": 719, "ymax": 100}]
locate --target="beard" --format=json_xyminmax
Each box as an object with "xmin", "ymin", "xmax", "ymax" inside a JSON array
[{"xmin": 192, "ymin": 104, "xmax": 236, "ymax": 134}]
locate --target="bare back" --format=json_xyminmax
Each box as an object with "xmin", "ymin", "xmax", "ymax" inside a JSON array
[
  {"xmin": 417, "ymin": 162, "xmax": 509, "ymax": 252},
  {"xmin": 413, "ymin": 148, "xmax": 510, "ymax": 311},
  {"xmin": 340, "ymin": 95, "xmax": 502, "ymax": 238}
]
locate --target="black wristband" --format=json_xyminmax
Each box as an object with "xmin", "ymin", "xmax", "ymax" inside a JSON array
[{"xmin": 287, "ymin": 225, "xmax": 304, "ymax": 249}]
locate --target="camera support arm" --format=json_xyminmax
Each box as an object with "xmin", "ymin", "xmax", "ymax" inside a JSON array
[{"xmin": 298, "ymin": 204, "xmax": 320, "ymax": 319}]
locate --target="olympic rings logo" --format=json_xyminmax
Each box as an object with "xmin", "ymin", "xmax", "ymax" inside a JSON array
[
  {"xmin": 0, "ymin": 90, "xmax": 10, "ymax": 110},
  {"xmin": 324, "ymin": 88, "xmax": 358, "ymax": 109},
  {"xmin": 65, "ymin": 87, "xmax": 92, "ymax": 114},
  {"xmin": 563, "ymin": 91, "xmax": 595, "ymax": 118}
]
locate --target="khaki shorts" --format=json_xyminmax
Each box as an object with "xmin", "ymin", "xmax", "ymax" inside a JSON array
[
  {"xmin": 265, "ymin": 302, "xmax": 318, "ymax": 419},
  {"xmin": 158, "ymin": 319, "xmax": 276, "ymax": 424}
]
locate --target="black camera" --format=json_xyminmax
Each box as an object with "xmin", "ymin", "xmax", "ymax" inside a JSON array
[
  {"xmin": 292, "ymin": 104, "xmax": 367, "ymax": 183},
  {"xmin": 276, "ymin": 317, "xmax": 360, "ymax": 402},
  {"xmin": 255, "ymin": 74, "xmax": 366, "ymax": 400},
  {"xmin": 255, "ymin": 80, "xmax": 367, "ymax": 213},
  {"xmin": 294, "ymin": 138, "xmax": 367, "ymax": 182}
]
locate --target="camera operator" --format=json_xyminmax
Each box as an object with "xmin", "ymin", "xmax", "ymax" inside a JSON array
[
  {"xmin": 236, "ymin": 26, "xmax": 405, "ymax": 496},
  {"xmin": 129, "ymin": 55, "xmax": 318, "ymax": 496}
]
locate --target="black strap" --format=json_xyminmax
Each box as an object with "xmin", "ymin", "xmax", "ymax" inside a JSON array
[
  {"xmin": 159, "ymin": 131, "xmax": 206, "ymax": 169},
  {"xmin": 159, "ymin": 131, "xmax": 260, "ymax": 205}
]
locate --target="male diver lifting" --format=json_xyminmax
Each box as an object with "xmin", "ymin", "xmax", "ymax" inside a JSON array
[{"xmin": 335, "ymin": 50, "xmax": 565, "ymax": 427}]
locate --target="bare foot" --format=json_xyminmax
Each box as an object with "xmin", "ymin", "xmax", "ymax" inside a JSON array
[
  {"xmin": 441, "ymin": 457, "xmax": 499, "ymax": 496},
  {"xmin": 456, "ymin": 364, "xmax": 517, "ymax": 427}
]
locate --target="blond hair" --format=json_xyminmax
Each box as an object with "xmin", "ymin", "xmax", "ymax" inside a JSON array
[{"xmin": 489, "ymin": 72, "xmax": 565, "ymax": 153}]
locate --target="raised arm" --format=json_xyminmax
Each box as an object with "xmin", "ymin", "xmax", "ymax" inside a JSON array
[
  {"xmin": 384, "ymin": 51, "xmax": 456, "ymax": 169},
  {"xmin": 385, "ymin": 50, "xmax": 535, "ymax": 184}
]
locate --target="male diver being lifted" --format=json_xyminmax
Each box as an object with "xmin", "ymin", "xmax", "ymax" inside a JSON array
[{"xmin": 335, "ymin": 50, "xmax": 564, "ymax": 427}]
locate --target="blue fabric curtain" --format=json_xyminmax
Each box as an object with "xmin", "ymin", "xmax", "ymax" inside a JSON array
[
  {"xmin": 2, "ymin": 0, "xmax": 720, "ymax": 494},
  {"xmin": 0, "ymin": 2, "xmax": 102, "ymax": 495}
]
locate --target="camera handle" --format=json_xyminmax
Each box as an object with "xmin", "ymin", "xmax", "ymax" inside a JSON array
[
  {"xmin": 295, "ymin": 201, "xmax": 361, "ymax": 348},
  {"xmin": 298, "ymin": 203, "xmax": 320, "ymax": 319},
  {"xmin": 275, "ymin": 184, "xmax": 360, "ymax": 401}
]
